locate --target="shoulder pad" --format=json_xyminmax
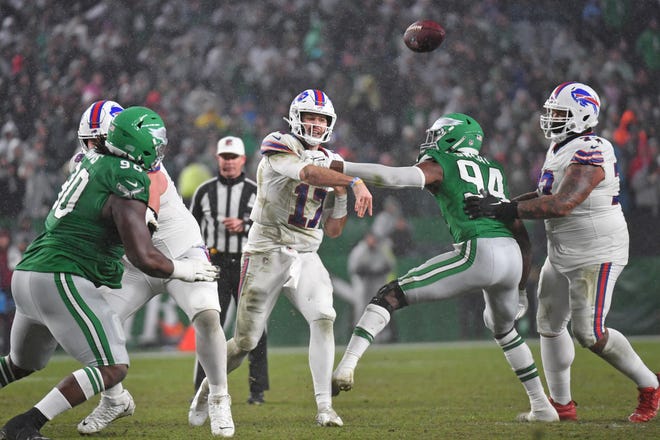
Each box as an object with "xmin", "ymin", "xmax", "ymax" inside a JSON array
[
  {"xmin": 260, "ymin": 132, "xmax": 302, "ymax": 156},
  {"xmin": 567, "ymin": 134, "xmax": 613, "ymax": 152}
]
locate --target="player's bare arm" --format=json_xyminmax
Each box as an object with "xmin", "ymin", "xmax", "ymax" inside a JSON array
[
  {"xmin": 417, "ymin": 160, "xmax": 444, "ymax": 192},
  {"xmin": 518, "ymin": 164, "xmax": 604, "ymax": 219},
  {"xmin": 147, "ymin": 169, "xmax": 168, "ymax": 213},
  {"xmin": 509, "ymin": 219, "xmax": 532, "ymax": 290},
  {"xmin": 104, "ymin": 195, "xmax": 174, "ymax": 277},
  {"xmin": 300, "ymin": 163, "xmax": 360, "ymax": 188},
  {"xmin": 512, "ymin": 191, "xmax": 539, "ymax": 202},
  {"xmin": 300, "ymin": 164, "xmax": 373, "ymax": 217}
]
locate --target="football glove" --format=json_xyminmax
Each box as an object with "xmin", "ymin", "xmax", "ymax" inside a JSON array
[
  {"xmin": 515, "ymin": 288, "xmax": 529, "ymax": 321},
  {"xmin": 464, "ymin": 189, "xmax": 518, "ymax": 222},
  {"xmin": 171, "ymin": 258, "xmax": 220, "ymax": 282}
]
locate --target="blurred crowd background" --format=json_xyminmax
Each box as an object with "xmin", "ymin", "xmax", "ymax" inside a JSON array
[{"xmin": 0, "ymin": 0, "xmax": 658, "ymax": 346}]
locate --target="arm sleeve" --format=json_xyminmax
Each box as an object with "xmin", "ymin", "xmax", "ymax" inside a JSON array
[
  {"xmin": 268, "ymin": 153, "xmax": 308, "ymax": 180},
  {"xmin": 342, "ymin": 162, "xmax": 426, "ymax": 188}
]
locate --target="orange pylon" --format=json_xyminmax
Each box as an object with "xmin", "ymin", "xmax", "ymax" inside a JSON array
[{"xmin": 177, "ymin": 325, "xmax": 196, "ymax": 352}]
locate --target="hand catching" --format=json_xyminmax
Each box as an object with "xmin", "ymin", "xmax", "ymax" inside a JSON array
[
  {"xmin": 463, "ymin": 189, "xmax": 518, "ymax": 222},
  {"xmin": 171, "ymin": 259, "xmax": 221, "ymax": 282}
]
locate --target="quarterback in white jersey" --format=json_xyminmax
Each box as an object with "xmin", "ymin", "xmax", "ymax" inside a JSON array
[
  {"xmin": 70, "ymin": 102, "xmax": 234, "ymax": 437},
  {"xmin": 465, "ymin": 82, "xmax": 659, "ymax": 423},
  {"xmin": 190, "ymin": 89, "xmax": 373, "ymax": 428},
  {"xmin": 246, "ymin": 129, "xmax": 344, "ymax": 253}
]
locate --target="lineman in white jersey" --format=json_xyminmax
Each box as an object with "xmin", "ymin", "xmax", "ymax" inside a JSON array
[
  {"xmin": 189, "ymin": 89, "xmax": 373, "ymax": 427},
  {"xmin": 72, "ymin": 101, "xmax": 234, "ymax": 437},
  {"xmin": 465, "ymin": 82, "xmax": 660, "ymax": 423}
]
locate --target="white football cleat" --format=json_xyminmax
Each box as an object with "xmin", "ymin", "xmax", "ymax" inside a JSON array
[
  {"xmin": 516, "ymin": 406, "xmax": 560, "ymax": 422},
  {"xmin": 77, "ymin": 389, "xmax": 136, "ymax": 434},
  {"xmin": 316, "ymin": 406, "xmax": 344, "ymax": 427},
  {"xmin": 331, "ymin": 367, "xmax": 354, "ymax": 396},
  {"xmin": 209, "ymin": 394, "xmax": 234, "ymax": 437},
  {"xmin": 189, "ymin": 377, "xmax": 210, "ymax": 426}
]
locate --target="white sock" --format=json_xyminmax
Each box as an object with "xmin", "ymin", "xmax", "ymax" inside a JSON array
[
  {"xmin": 599, "ymin": 328, "xmax": 659, "ymax": 389},
  {"xmin": 541, "ymin": 330, "xmax": 575, "ymax": 404},
  {"xmin": 496, "ymin": 329, "xmax": 549, "ymax": 410},
  {"xmin": 72, "ymin": 367, "xmax": 105, "ymax": 399},
  {"xmin": 102, "ymin": 383, "xmax": 124, "ymax": 399},
  {"xmin": 35, "ymin": 388, "xmax": 73, "ymax": 420},
  {"xmin": 337, "ymin": 304, "xmax": 390, "ymax": 371},
  {"xmin": 193, "ymin": 310, "xmax": 228, "ymax": 395},
  {"xmin": 309, "ymin": 318, "xmax": 335, "ymax": 410}
]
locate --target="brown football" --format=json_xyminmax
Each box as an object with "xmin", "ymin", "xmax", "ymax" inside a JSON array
[{"xmin": 403, "ymin": 20, "xmax": 445, "ymax": 53}]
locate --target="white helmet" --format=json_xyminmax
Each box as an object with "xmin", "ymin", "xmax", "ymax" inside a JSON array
[
  {"xmin": 78, "ymin": 100, "xmax": 124, "ymax": 150},
  {"xmin": 540, "ymin": 82, "xmax": 600, "ymax": 143},
  {"xmin": 284, "ymin": 89, "xmax": 336, "ymax": 145}
]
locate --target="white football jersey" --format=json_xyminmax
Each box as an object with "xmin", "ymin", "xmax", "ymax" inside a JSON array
[
  {"xmin": 246, "ymin": 131, "xmax": 342, "ymax": 253},
  {"xmin": 537, "ymin": 134, "xmax": 628, "ymax": 272},
  {"xmin": 151, "ymin": 165, "xmax": 206, "ymax": 258}
]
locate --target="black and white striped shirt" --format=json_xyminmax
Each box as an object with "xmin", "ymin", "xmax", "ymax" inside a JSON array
[{"xmin": 190, "ymin": 172, "xmax": 257, "ymax": 257}]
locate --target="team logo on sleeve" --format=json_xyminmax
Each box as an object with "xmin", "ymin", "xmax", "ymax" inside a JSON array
[{"xmin": 116, "ymin": 181, "xmax": 145, "ymax": 198}]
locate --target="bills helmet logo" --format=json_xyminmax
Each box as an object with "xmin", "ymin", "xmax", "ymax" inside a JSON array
[
  {"xmin": 109, "ymin": 105, "xmax": 123, "ymax": 117},
  {"xmin": 571, "ymin": 88, "xmax": 599, "ymax": 113},
  {"xmin": 295, "ymin": 89, "xmax": 326, "ymax": 107}
]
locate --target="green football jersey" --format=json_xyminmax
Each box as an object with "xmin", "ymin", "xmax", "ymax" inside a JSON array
[
  {"xmin": 17, "ymin": 150, "xmax": 150, "ymax": 288},
  {"xmin": 423, "ymin": 149, "xmax": 513, "ymax": 243}
]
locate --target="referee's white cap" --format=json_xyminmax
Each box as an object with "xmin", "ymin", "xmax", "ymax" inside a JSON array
[{"xmin": 217, "ymin": 136, "xmax": 245, "ymax": 156}]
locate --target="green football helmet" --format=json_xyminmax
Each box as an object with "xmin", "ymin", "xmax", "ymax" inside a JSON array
[
  {"xmin": 419, "ymin": 113, "xmax": 483, "ymax": 155},
  {"xmin": 106, "ymin": 106, "xmax": 168, "ymax": 171}
]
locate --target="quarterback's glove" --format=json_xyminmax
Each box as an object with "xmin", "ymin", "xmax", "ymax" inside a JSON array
[
  {"xmin": 464, "ymin": 190, "xmax": 518, "ymax": 222},
  {"xmin": 145, "ymin": 207, "xmax": 159, "ymax": 236},
  {"xmin": 171, "ymin": 259, "xmax": 220, "ymax": 282},
  {"xmin": 515, "ymin": 288, "xmax": 529, "ymax": 321},
  {"xmin": 302, "ymin": 149, "xmax": 332, "ymax": 168}
]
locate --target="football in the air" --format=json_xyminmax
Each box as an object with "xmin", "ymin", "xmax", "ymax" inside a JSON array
[{"xmin": 403, "ymin": 20, "xmax": 445, "ymax": 53}]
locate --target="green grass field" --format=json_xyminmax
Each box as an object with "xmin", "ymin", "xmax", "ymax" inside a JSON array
[{"xmin": 2, "ymin": 339, "xmax": 660, "ymax": 439}]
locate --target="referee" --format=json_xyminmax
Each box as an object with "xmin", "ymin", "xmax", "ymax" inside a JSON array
[{"xmin": 189, "ymin": 136, "xmax": 269, "ymax": 404}]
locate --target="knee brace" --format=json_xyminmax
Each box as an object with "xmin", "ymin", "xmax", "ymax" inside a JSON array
[{"xmin": 369, "ymin": 280, "xmax": 408, "ymax": 314}]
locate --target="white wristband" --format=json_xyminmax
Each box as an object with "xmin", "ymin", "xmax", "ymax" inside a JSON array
[{"xmin": 330, "ymin": 194, "xmax": 348, "ymax": 218}]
